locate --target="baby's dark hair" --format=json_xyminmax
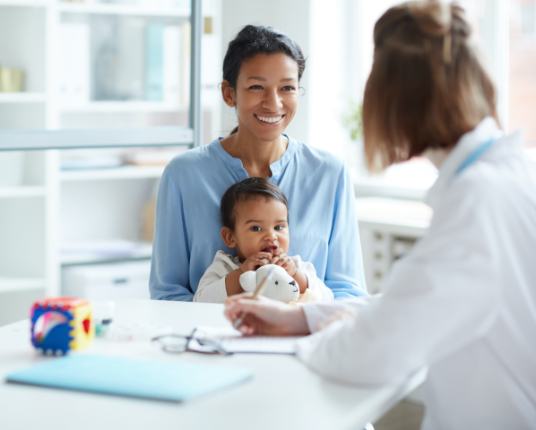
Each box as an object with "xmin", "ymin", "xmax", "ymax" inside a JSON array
[
  {"xmin": 220, "ymin": 177, "xmax": 289, "ymax": 229},
  {"xmin": 223, "ymin": 24, "xmax": 306, "ymax": 88}
]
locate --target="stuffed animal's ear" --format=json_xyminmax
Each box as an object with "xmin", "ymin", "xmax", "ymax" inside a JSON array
[{"xmin": 239, "ymin": 270, "xmax": 256, "ymax": 292}]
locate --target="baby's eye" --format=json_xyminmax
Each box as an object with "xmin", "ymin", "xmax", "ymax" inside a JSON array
[
  {"xmin": 274, "ymin": 224, "xmax": 287, "ymax": 231},
  {"xmin": 250, "ymin": 225, "xmax": 262, "ymax": 232}
]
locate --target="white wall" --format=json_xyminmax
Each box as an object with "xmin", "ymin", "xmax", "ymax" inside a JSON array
[{"xmin": 219, "ymin": 0, "xmax": 311, "ymax": 143}]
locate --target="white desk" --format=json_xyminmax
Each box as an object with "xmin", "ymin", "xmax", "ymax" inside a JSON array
[{"xmin": 0, "ymin": 300, "xmax": 425, "ymax": 430}]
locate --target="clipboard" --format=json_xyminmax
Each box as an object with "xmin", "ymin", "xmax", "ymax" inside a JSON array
[{"xmin": 5, "ymin": 354, "xmax": 252, "ymax": 402}]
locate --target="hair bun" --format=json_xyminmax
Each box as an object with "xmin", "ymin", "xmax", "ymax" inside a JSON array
[{"xmin": 408, "ymin": 1, "xmax": 470, "ymax": 38}]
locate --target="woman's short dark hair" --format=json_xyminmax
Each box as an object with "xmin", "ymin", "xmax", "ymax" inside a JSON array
[
  {"xmin": 220, "ymin": 177, "xmax": 289, "ymax": 229},
  {"xmin": 223, "ymin": 24, "xmax": 306, "ymax": 88},
  {"xmin": 363, "ymin": 0, "xmax": 498, "ymax": 170}
]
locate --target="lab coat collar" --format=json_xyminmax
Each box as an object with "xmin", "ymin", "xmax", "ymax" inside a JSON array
[{"xmin": 425, "ymin": 117, "xmax": 504, "ymax": 209}]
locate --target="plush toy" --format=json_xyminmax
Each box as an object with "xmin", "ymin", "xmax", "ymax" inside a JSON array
[
  {"xmin": 239, "ymin": 264, "xmax": 300, "ymax": 303},
  {"xmin": 30, "ymin": 297, "xmax": 94, "ymax": 355}
]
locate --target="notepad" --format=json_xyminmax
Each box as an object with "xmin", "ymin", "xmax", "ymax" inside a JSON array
[
  {"xmin": 192, "ymin": 326, "xmax": 300, "ymax": 355},
  {"xmin": 5, "ymin": 354, "xmax": 252, "ymax": 402}
]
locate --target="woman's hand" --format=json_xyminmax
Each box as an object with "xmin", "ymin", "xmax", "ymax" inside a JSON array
[{"xmin": 224, "ymin": 294, "xmax": 310, "ymax": 336}]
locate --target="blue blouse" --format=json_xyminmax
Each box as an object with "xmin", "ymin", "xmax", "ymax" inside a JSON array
[{"xmin": 149, "ymin": 136, "xmax": 366, "ymax": 300}]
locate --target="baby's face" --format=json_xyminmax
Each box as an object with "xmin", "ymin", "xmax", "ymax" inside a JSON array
[{"xmin": 231, "ymin": 196, "xmax": 289, "ymax": 261}]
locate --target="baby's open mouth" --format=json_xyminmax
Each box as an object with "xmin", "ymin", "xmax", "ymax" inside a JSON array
[{"xmin": 261, "ymin": 245, "xmax": 278, "ymax": 253}]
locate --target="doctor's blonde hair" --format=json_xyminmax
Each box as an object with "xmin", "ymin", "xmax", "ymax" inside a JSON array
[{"xmin": 363, "ymin": 0, "xmax": 498, "ymax": 171}]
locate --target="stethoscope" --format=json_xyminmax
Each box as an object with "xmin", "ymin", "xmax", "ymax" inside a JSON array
[{"xmin": 454, "ymin": 138, "xmax": 495, "ymax": 176}]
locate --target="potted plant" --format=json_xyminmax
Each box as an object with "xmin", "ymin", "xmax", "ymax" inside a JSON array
[{"xmin": 342, "ymin": 101, "xmax": 365, "ymax": 173}]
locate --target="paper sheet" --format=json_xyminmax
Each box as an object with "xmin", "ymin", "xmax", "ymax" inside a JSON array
[{"xmin": 192, "ymin": 326, "xmax": 301, "ymax": 355}]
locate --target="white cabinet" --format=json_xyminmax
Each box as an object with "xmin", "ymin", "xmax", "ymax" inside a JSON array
[
  {"xmin": 0, "ymin": 0, "xmax": 220, "ymax": 325},
  {"xmin": 357, "ymin": 197, "xmax": 433, "ymax": 294}
]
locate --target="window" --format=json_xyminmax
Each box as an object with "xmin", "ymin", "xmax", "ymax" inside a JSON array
[
  {"xmin": 509, "ymin": 0, "xmax": 536, "ymax": 146},
  {"xmin": 308, "ymin": 1, "xmax": 535, "ymax": 195}
]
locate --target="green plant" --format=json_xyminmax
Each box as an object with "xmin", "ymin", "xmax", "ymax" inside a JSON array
[{"xmin": 343, "ymin": 102, "xmax": 363, "ymax": 142}]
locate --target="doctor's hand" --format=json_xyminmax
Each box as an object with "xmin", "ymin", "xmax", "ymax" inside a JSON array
[{"xmin": 224, "ymin": 295, "xmax": 310, "ymax": 336}]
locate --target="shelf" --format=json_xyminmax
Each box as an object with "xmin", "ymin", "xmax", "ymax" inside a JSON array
[
  {"xmin": 0, "ymin": 0, "xmax": 48, "ymax": 8},
  {"xmin": 0, "ymin": 277, "xmax": 44, "ymax": 293},
  {"xmin": 357, "ymin": 197, "xmax": 433, "ymax": 234},
  {"xmin": 0, "ymin": 127, "xmax": 193, "ymax": 151},
  {"xmin": 57, "ymin": 2, "xmax": 190, "ymax": 18},
  {"xmin": 60, "ymin": 240, "xmax": 152, "ymax": 266},
  {"xmin": 59, "ymin": 101, "xmax": 188, "ymax": 114},
  {"xmin": 0, "ymin": 93, "xmax": 46, "ymax": 104},
  {"xmin": 0, "ymin": 0, "xmax": 204, "ymax": 312},
  {"xmin": 61, "ymin": 254, "xmax": 152, "ymax": 267},
  {"xmin": 0, "ymin": 185, "xmax": 46, "ymax": 198},
  {"xmin": 61, "ymin": 165, "xmax": 164, "ymax": 181}
]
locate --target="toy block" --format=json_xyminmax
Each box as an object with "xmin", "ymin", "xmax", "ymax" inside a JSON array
[{"xmin": 30, "ymin": 297, "xmax": 94, "ymax": 355}]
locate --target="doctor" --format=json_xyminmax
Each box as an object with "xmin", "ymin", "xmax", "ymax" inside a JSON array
[{"xmin": 225, "ymin": 1, "xmax": 536, "ymax": 429}]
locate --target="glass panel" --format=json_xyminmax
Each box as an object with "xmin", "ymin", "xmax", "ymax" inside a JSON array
[
  {"xmin": 509, "ymin": 0, "xmax": 536, "ymax": 146},
  {"xmin": 58, "ymin": 2, "xmax": 192, "ymax": 129},
  {"xmin": 0, "ymin": 0, "xmax": 199, "ymax": 150}
]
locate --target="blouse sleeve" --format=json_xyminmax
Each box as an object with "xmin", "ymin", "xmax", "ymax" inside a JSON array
[
  {"xmin": 325, "ymin": 166, "xmax": 367, "ymax": 298},
  {"xmin": 149, "ymin": 167, "xmax": 193, "ymax": 301}
]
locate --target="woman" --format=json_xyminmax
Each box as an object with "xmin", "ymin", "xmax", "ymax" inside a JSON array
[
  {"xmin": 150, "ymin": 25, "xmax": 366, "ymax": 301},
  {"xmin": 225, "ymin": 2, "xmax": 536, "ymax": 428}
]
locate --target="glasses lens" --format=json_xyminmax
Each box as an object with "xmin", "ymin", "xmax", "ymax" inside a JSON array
[{"xmin": 153, "ymin": 335, "xmax": 188, "ymax": 353}]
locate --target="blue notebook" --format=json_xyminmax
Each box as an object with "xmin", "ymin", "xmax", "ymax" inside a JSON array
[{"xmin": 5, "ymin": 354, "xmax": 252, "ymax": 402}]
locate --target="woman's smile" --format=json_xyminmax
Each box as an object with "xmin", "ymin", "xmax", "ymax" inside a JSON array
[{"xmin": 255, "ymin": 114, "xmax": 285, "ymax": 125}]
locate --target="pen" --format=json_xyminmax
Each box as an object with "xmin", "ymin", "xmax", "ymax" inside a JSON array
[{"xmin": 233, "ymin": 266, "xmax": 275, "ymax": 330}]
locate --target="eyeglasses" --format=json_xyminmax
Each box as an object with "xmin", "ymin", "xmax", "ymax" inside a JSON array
[{"xmin": 151, "ymin": 327, "xmax": 231, "ymax": 356}]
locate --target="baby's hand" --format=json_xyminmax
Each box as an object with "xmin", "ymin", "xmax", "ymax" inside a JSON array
[
  {"xmin": 240, "ymin": 252, "xmax": 273, "ymax": 273},
  {"xmin": 272, "ymin": 253, "xmax": 297, "ymax": 277}
]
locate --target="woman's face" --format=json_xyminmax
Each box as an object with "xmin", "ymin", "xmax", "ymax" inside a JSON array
[{"xmin": 224, "ymin": 53, "xmax": 300, "ymax": 143}]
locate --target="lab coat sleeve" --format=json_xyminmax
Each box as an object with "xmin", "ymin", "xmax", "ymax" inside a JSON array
[
  {"xmin": 300, "ymin": 298, "xmax": 370, "ymax": 332},
  {"xmin": 296, "ymin": 188, "xmax": 500, "ymax": 386},
  {"xmin": 194, "ymin": 252, "xmax": 237, "ymax": 303},
  {"xmin": 324, "ymin": 166, "xmax": 367, "ymax": 298},
  {"xmin": 149, "ymin": 167, "xmax": 193, "ymax": 301}
]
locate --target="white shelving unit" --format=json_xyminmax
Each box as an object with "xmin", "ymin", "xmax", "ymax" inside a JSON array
[
  {"xmin": 0, "ymin": 93, "xmax": 46, "ymax": 103},
  {"xmin": 0, "ymin": 0, "xmax": 221, "ymax": 325},
  {"xmin": 357, "ymin": 197, "xmax": 433, "ymax": 294}
]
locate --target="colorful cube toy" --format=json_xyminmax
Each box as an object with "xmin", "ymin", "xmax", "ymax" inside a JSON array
[{"xmin": 30, "ymin": 297, "xmax": 94, "ymax": 355}]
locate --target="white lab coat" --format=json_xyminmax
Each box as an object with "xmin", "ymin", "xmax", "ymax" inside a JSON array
[{"xmin": 296, "ymin": 118, "xmax": 536, "ymax": 429}]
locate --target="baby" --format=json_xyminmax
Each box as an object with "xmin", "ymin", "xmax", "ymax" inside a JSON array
[{"xmin": 194, "ymin": 177, "xmax": 333, "ymax": 303}]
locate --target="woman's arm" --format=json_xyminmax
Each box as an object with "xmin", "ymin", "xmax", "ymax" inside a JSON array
[
  {"xmin": 149, "ymin": 168, "xmax": 193, "ymax": 301},
  {"xmin": 325, "ymin": 166, "xmax": 367, "ymax": 298}
]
